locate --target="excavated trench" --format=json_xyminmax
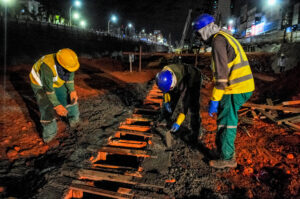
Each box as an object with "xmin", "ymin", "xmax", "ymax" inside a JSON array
[{"xmin": 1, "ymin": 53, "xmax": 299, "ymax": 198}]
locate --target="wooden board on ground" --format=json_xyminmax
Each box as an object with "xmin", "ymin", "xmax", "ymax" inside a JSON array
[
  {"xmin": 114, "ymin": 130, "xmax": 154, "ymax": 138},
  {"xmin": 99, "ymin": 146, "xmax": 156, "ymax": 158},
  {"xmin": 75, "ymin": 169, "xmax": 164, "ymax": 189},
  {"xmin": 243, "ymin": 103, "xmax": 300, "ymax": 113},
  {"xmin": 277, "ymin": 115, "xmax": 300, "ymax": 124},
  {"xmin": 70, "ymin": 183, "xmax": 132, "ymax": 199}
]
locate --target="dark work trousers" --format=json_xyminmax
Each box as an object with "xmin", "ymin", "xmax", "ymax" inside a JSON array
[{"xmin": 159, "ymin": 81, "xmax": 201, "ymax": 137}]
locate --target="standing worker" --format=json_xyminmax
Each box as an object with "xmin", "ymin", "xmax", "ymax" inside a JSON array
[
  {"xmin": 155, "ymin": 63, "xmax": 202, "ymax": 144},
  {"xmin": 29, "ymin": 48, "xmax": 80, "ymax": 143},
  {"xmin": 278, "ymin": 53, "xmax": 286, "ymax": 72},
  {"xmin": 192, "ymin": 14, "xmax": 255, "ymax": 169}
]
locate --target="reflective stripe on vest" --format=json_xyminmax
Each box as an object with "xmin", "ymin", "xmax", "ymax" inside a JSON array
[
  {"xmin": 213, "ymin": 31, "xmax": 253, "ymax": 87},
  {"xmin": 30, "ymin": 55, "xmax": 61, "ymax": 87}
]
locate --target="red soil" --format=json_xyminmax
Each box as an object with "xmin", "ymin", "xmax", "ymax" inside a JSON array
[{"xmin": 0, "ymin": 58, "xmax": 159, "ymax": 161}]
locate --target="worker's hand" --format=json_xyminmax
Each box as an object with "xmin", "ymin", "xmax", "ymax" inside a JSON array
[
  {"xmin": 170, "ymin": 123, "xmax": 180, "ymax": 132},
  {"xmin": 163, "ymin": 102, "xmax": 172, "ymax": 113},
  {"xmin": 208, "ymin": 100, "xmax": 219, "ymax": 117},
  {"xmin": 54, "ymin": 105, "xmax": 68, "ymax": 117},
  {"xmin": 70, "ymin": 91, "xmax": 78, "ymax": 104}
]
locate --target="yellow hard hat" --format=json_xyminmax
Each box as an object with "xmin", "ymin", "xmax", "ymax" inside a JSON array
[{"xmin": 56, "ymin": 48, "xmax": 80, "ymax": 72}]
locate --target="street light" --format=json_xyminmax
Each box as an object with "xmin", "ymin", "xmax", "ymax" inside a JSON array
[
  {"xmin": 0, "ymin": 0, "xmax": 15, "ymax": 6},
  {"xmin": 69, "ymin": 0, "xmax": 81, "ymax": 26},
  {"xmin": 268, "ymin": 0, "xmax": 276, "ymax": 6},
  {"xmin": 73, "ymin": 12, "xmax": 80, "ymax": 20},
  {"xmin": 228, "ymin": 19, "xmax": 234, "ymax": 25},
  {"xmin": 128, "ymin": 23, "xmax": 133, "ymax": 28},
  {"xmin": 80, "ymin": 20, "xmax": 86, "ymax": 28},
  {"xmin": 108, "ymin": 14, "xmax": 118, "ymax": 34}
]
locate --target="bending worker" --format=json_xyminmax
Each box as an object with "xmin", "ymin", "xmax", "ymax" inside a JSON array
[
  {"xmin": 29, "ymin": 48, "xmax": 80, "ymax": 143},
  {"xmin": 193, "ymin": 14, "xmax": 255, "ymax": 169},
  {"xmin": 155, "ymin": 63, "xmax": 202, "ymax": 144}
]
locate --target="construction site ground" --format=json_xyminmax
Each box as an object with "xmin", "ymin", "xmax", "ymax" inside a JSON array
[{"xmin": 0, "ymin": 54, "xmax": 299, "ymax": 198}]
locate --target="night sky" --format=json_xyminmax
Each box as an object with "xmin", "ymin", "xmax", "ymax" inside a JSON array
[{"xmin": 38, "ymin": 0, "xmax": 210, "ymax": 43}]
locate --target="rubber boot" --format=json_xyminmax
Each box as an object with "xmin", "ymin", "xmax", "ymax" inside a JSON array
[
  {"xmin": 209, "ymin": 159, "xmax": 237, "ymax": 169},
  {"xmin": 42, "ymin": 120, "xmax": 57, "ymax": 143},
  {"xmin": 66, "ymin": 103, "xmax": 80, "ymax": 127}
]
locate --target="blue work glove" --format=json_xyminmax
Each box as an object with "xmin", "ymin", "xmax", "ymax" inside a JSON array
[
  {"xmin": 170, "ymin": 123, "xmax": 180, "ymax": 132},
  {"xmin": 163, "ymin": 102, "xmax": 172, "ymax": 113},
  {"xmin": 208, "ymin": 100, "xmax": 219, "ymax": 117}
]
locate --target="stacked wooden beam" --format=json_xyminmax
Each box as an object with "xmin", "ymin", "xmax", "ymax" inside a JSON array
[{"xmin": 240, "ymin": 99, "xmax": 300, "ymax": 131}]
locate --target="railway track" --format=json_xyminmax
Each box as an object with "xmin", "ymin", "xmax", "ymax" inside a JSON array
[{"xmin": 62, "ymin": 84, "xmax": 170, "ymax": 198}]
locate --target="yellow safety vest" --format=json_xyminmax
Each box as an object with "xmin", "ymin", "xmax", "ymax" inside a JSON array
[
  {"xmin": 211, "ymin": 31, "xmax": 255, "ymax": 101},
  {"xmin": 29, "ymin": 54, "xmax": 65, "ymax": 88}
]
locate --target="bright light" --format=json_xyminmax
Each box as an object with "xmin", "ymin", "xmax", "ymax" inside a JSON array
[
  {"xmin": 228, "ymin": 19, "xmax": 234, "ymax": 25},
  {"xmin": 128, "ymin": 23, "xmax": 132, "ymax": 28},
  {"xmin": 1, "ymin": 0, "xmax": 15, "ymax": 5},
  {"xmin": 268, "ymin": 0, "xmax": 276, "ymax": 6},
  {"xmin": 142, "ymin": 29, "xmax": 145, "ymax": 33},
  {"xmin": 73, "ymin": 12, "xmax": 80, "ymax": 19},
  {"xmin": 74, "ymin": 0, "xmax": 81, "ymax": 7},
  {"xmin": 111, "ymin": 15, "xmax": 117, "ymax": 23},
  {"xmin": 80, "ymin": 20, "xmax": 86, "ymax": 27}
]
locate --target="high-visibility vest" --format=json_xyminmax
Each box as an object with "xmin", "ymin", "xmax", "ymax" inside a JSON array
[
  {"xmin": 211, "ymin": 31, "xmax": 255, "ymax": 101},
  {"xmin": 29, "ymin": 54, "xmax": 65, "ymax": 88}
]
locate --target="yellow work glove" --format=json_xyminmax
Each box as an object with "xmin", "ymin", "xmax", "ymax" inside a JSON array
[
  {"xmin": 54, "ymin": 105, "xmax": 68, "ymax": 116},
  {"xmin": 70, "ymin": 91, "xmax": 78, "ymax": 104},
  {"xmin": 170, "ymin": 113, "xmax": 186, "ymax": 132}
]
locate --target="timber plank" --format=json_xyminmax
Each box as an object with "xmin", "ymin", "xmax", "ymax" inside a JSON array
[
  {"xmin": 77, "ymin": 169, "xmax": 164, "ymax": 189},
  {"xmin": 114, "ymin": 130, "xmax": 153, "ymax": 138},
  {"xmin": 70, "ymin": 183, "xmax": 132, "ymax": 199},
  {"xmin": 243, "ymin": 103, "xmax": 300, "ymax": 113},
  {"xmin": 99, "ymin": 146, "xmax": 156, "ymax": 158}
]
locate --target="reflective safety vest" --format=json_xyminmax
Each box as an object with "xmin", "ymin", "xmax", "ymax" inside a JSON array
[
  {"xmin": 211, "ymin": 31, "xmax": 255, "ymax": 101},
  {"xmin": 29, "ymin": 54, "xmax": 65, "ymax": 88}
]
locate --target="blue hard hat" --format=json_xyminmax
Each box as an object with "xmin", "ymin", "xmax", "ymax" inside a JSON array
[
  {"xmin": 192, "ymin": 14, "xmax": 215, "ymax": 31},
  {"xmin": 155, "ymin": 70, "xmax": 173, "ymax": 93}
]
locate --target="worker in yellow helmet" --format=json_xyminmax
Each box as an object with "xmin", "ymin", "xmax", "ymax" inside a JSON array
[
  {"xmin": 29, "ymin": 48, "xmax": 80, "ymax": 143},
  {"xmin": 193, "ymin": 14, "xmax": 255, "ymax": 169}
]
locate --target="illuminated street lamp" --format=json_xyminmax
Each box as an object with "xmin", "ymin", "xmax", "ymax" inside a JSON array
[
  {"xmin": 268, "ymin": 0, "xmax": 276, "ymax": 6},
  {"xmin": 73, "ymin": 12, "xmax": 80, "ymax": 20},
  {"xmin": 128, "ymin": 23, "xmax": 133, "ymax": 28},
  {"xmin": 80, "ymin": 20, "xmax": 86, "ymax": 28},
  {"xmin": 0, "ymin": 0, "xmax": 15, "ymax": 6},
  {"xmin": 69, "ymin": 0, "xmax": 81, "ymax": 26},
  {"xmin": 108, "ymin": 14, "xmax": 118, "ymax": 34},
  {"xmin": 228, "ymin": 19, "xmax": 234, "ymax": 25}
]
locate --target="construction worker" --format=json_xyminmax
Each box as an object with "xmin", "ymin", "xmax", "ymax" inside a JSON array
[
  {"xmin": 29, "ymin": 48, "xmax": 80, "ymax": 143},
  {"xmin": 278, "ymin": 53, "xmax": 286, "ymax": 72},
  {"xmin": 155, "ymin": 64, "xmax": 202, "ymax": 144},
  {"xmin": 192, "ymin": 14, "xmax": 255, "ymax": 169}
]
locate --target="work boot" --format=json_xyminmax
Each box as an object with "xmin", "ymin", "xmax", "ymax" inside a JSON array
[
  {"xmin": 209, "ymin": 159, "xmax": 237, "ymax": 169},
  {"xmin": 42, "ymin": 120, "xmax": 57, "ymax": 143},
  {"xmin": 67, "ymin": 103, "xmax": 80, "ymax": 127}
]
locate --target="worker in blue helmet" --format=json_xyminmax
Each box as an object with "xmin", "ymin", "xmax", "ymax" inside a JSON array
[
  {"xmin": 155, "ymin": 64, "xmax": 202, "ymax": 145},
  {"xmin": 192, "ymin": 14, "xmax": 255, "ymax": 169}
]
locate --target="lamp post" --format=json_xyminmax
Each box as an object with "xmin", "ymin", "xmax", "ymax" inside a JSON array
[
  {"xmin": 69, "ymin": 0, "xmax": 81, "ymax": 26},
  {"xmin": 108, "ymin": 15, "xmax": 117, "ymax": 34}
]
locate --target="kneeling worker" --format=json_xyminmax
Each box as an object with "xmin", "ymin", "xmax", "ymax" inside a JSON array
[
  {"xmin": 193, "ymin": 14, "xmax": 255, "ymax": 168},
  {"xmin": 29, "ymin": 48, "xmax": 80, "ymax": 143},
  {"xmin": 155, "ymin": 64, "xmax": 202, "ymax": 144}
]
